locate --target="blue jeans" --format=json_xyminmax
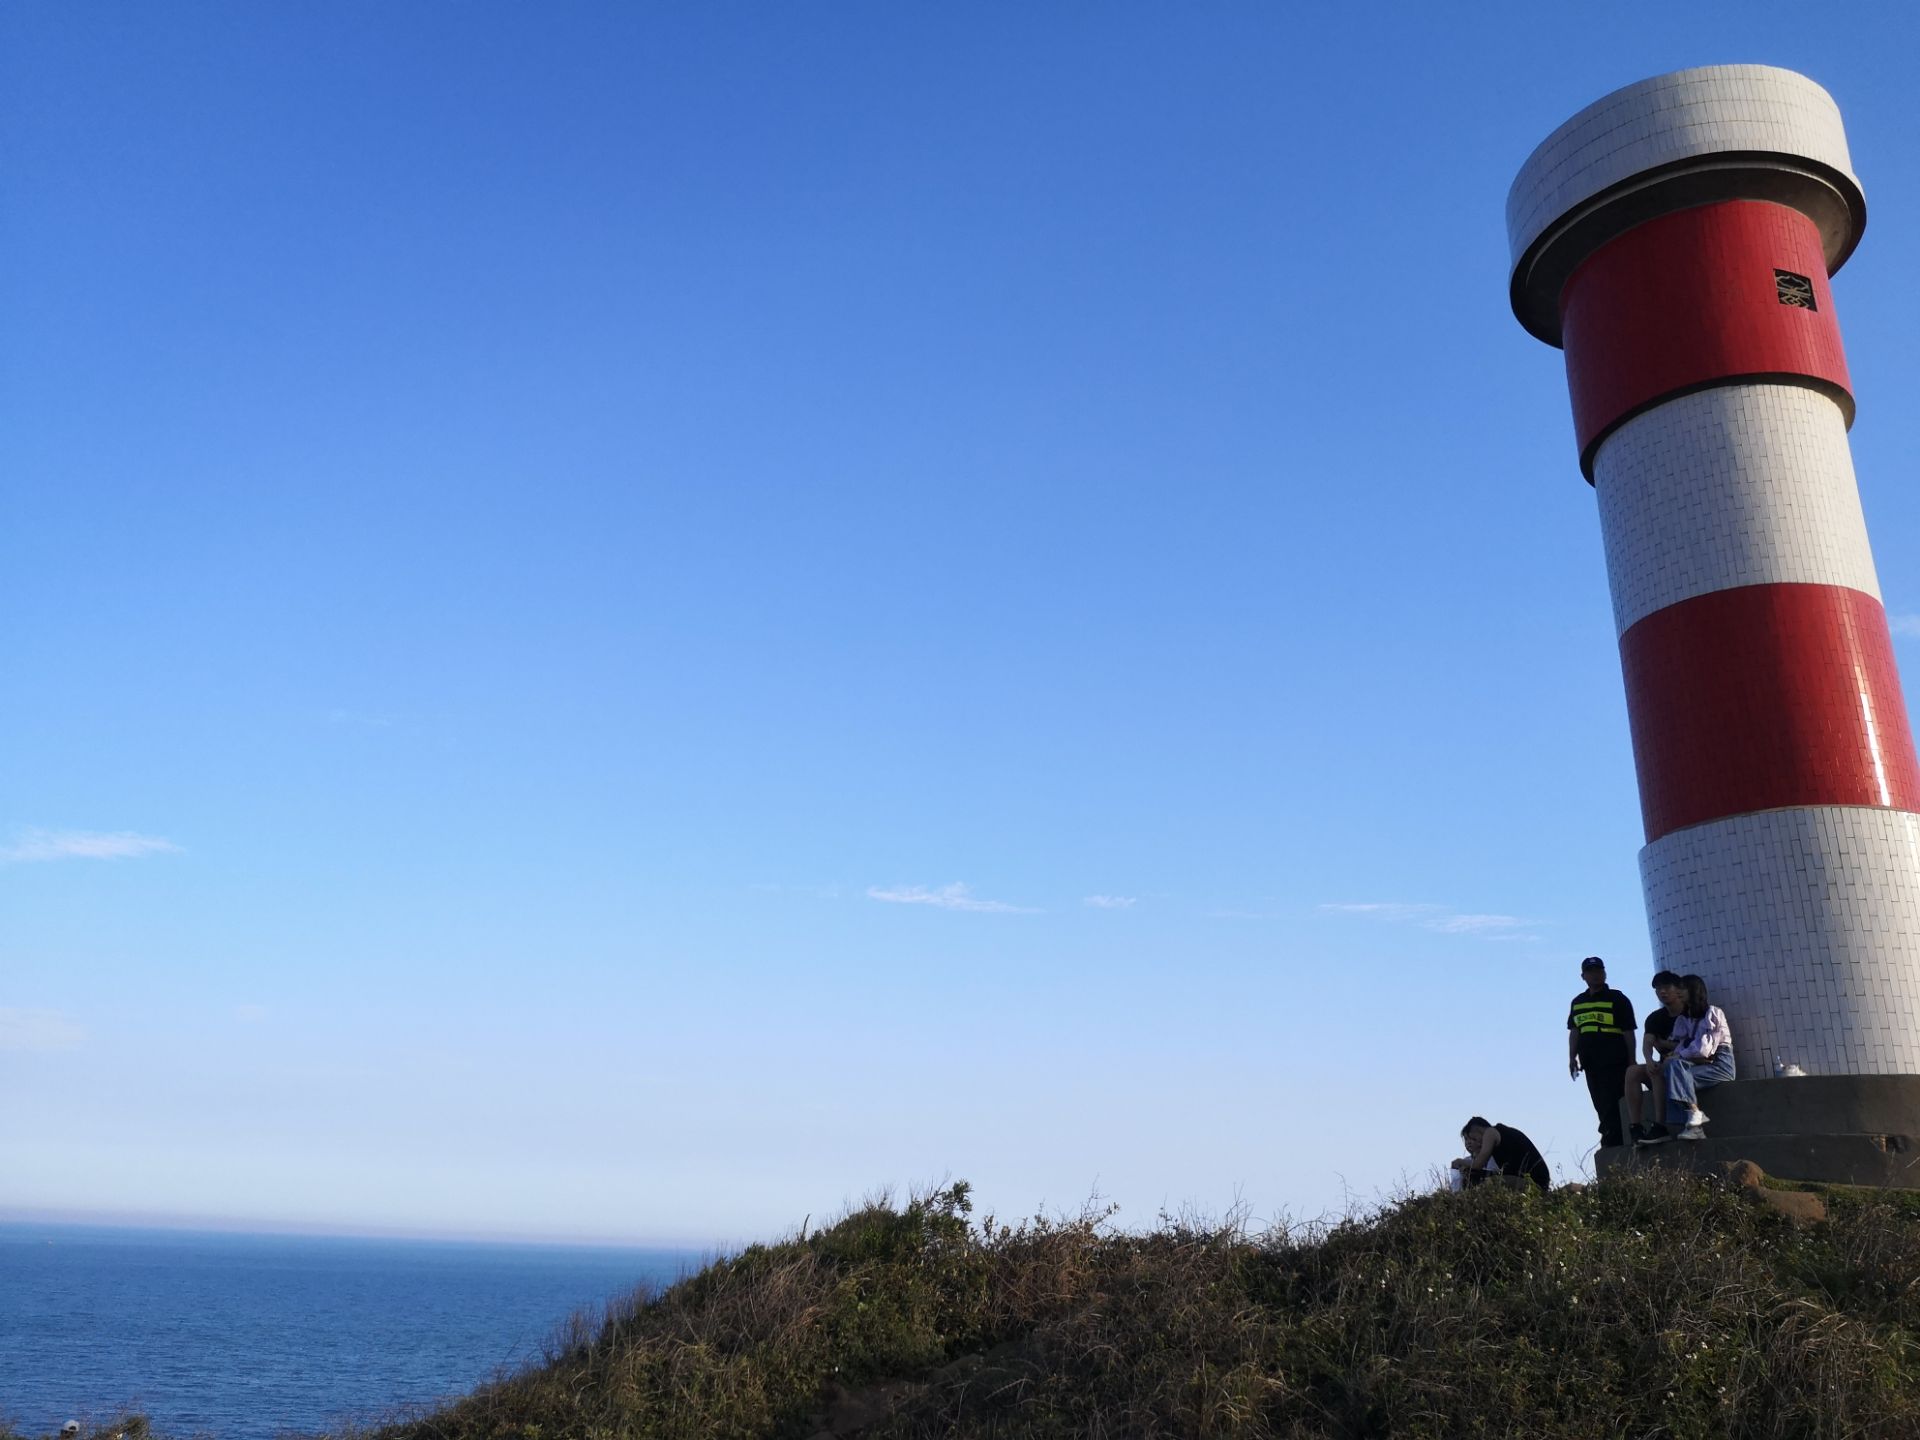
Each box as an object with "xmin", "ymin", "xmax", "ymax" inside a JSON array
[{"xmin": 1665, "ymin": 1049, "xmax": 1736, "ymax": 1125}]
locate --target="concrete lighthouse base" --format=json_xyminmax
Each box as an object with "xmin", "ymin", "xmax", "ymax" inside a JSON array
[{"xmin": 1596, "ymin": 1075, "xmax": 1920, "ymax": 1187}]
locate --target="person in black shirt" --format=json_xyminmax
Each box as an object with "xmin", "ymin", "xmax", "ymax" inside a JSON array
[
  {"xmin": 1567, "ymin": 956, "xmax": 1636, "ymax": 1149},
  {"xmin": 1625, "ymin": 970, "xmax": 1686, "ymax": 1144},
  {"xmin": 1452, "ymin": 1116, "xmax": 1550, "ymax": 1191}
]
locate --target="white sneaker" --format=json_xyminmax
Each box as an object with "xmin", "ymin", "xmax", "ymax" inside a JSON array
[
  {"xmin": 1678, "ymin": 1123, "xmax": 1707, "ymax": 1142},
  {"xmin": 1686, "ymin": 1108, "xmax": 1708, "ymax": 1128}
]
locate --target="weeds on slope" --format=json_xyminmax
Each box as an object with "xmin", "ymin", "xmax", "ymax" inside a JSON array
[{"xmin": 354, "ymin": 1171, "xmax": 1920, "ymax": 1440}]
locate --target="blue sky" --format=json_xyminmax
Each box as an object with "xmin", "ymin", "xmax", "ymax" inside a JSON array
[{"xmin": 8, "ymin": 3, "xmax": 1920, "ymax": 1246}]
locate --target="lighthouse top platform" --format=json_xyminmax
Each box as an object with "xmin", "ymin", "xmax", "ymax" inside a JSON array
[{"xmin": 1506, "ymin": 65, "xmax": 1866, "ymax": 346}]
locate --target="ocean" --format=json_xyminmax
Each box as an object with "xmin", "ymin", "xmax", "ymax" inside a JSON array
[{"xmin": 0, "ymin": 1222, "xmax": 700, "ymax": 1440}]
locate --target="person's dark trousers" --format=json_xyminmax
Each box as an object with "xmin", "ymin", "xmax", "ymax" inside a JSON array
[{"xmin": 1584, "ymin": 1061, "xmax": 1629, "ymax": 1148}]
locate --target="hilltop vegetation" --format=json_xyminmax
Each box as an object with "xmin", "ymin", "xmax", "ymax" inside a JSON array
[
  {"xmin": 18, "ymin": 1171, "xmax": 1920, "ymax": 1440},
  {"xmin": 380, "ymin": 1171, "xmax": 1920, "ymax": 1439}
]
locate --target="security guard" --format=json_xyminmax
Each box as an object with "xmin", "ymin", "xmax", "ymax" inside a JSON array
[{"xmin": 1567, "ymin": 955, "xmax": 1636, "ymax": 1149}]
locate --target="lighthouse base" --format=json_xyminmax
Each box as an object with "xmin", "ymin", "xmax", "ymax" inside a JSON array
[{"xmin": 1597, "ymin": 1075, "xmax": 1920, "ymax": 1187}]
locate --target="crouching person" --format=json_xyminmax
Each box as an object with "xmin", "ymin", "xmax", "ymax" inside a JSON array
[
  {"xmin": 1450, "ymin": 1117, "xmax": 1550, "ymax": 1191},
  {"xmin": 1659, "ymin": 974, "xmax": 1735, "ymax": 1142}
]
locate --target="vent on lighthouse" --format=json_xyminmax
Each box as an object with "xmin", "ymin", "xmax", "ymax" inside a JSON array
[{"xmin": 1776, "ymin": 269, "xmax": 1817, "ymax": 310}]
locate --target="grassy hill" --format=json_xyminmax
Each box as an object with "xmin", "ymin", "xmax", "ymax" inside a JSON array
[{"xmin": 20, "ymin": 1169, "xmax": 1920, "ymax": 1439}]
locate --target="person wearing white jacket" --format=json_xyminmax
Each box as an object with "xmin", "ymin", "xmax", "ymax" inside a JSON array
[{"xmin": 1653, "ymin": 974, "xmax": 1735, "ymax": 1143}]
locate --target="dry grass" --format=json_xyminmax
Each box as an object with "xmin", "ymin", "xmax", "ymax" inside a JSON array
[
  {"xmin": 16, "ymin": 1173, "xmax": 1920, "ymax": 1440},
  {"xmin": 366, "ymin": 1173, "xmax": 1920, "ymax": 1439}
]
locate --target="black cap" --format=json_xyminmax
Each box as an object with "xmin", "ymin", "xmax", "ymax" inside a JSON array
[{"xmin": 1581, "ymin": 956, "xmax": 1606, "ymax": 972}]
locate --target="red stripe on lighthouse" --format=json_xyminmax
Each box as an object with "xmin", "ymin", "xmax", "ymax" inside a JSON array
[
  {"xmin": 1561, "ymin": 201, "xmax": 1852, "ymax": 474},
  {"xmin": 1619, "ymin": 583, "xmax": 1920, "ymax": 842}
]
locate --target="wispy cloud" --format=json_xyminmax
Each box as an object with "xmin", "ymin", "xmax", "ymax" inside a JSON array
[
  {"xmin": 1320, "ymin": 902, "xmax": 1435, "ymax": 923},
  {"xmin": 1426, "ymin": 912, "xmax": 1531, "ymax": 936},
  {"xmin": 0, "ymin": 1008, "xmax": 86, "ymax": 1053},
  {"xmin": 1083, "ymin": 895, "xmax": 1136, "ymax": 909},
  {"xmin": 0, "ymin": 828, "xmax": 181, "ymax": 865},
  {"xmin": 1890, "ymin": 614, "xmax": 1920, "ymax": 639},
  {"xmin": 1320, "ymin": 902, "xmax": 1538, "ymax": 941},
  {"xmin": 867, "ymin": 882, "xmax": 1037, "ymax": 914},
  {"xmin": 234, "ymin": 1003, "xmax": 270, "ymax": 1025}
]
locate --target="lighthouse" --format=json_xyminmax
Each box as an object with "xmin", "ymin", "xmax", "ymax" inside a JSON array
[{"xmin": 1509, "ymin": 66, "xmax": 1920, "ymax": 1176}]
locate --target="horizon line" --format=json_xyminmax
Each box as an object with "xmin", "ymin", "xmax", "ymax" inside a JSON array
[{"xmin": 0, "ymin": 1204, "xmax": 725, "ymax": 1255}]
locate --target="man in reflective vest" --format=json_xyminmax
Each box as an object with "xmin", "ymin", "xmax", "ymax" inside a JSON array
[{"xmin": 1568, "ymin": 955, "xmax": 1637, "ymax": 1150}]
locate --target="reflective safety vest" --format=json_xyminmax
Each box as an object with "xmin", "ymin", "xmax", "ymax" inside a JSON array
[
  {"xmin": 1570, "ymin": 998, "xmax": 1628, "ymax": 1036},
  {"xmin": 1569, "ymin": 988, "xmax": 1635, "ymax": 1058}
]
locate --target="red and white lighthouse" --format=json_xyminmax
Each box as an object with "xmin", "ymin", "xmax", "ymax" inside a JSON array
[{"xmin": 1509, "ymin": 66, "xmax": 1920, "ymax": 1104}]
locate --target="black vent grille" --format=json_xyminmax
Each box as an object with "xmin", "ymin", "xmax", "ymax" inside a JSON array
[{"xmin": 1776, "ymin": 270, "xmax": 1817, "ymax": 310}]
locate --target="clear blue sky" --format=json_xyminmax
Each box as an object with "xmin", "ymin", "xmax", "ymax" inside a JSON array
[{"xmin": 8, "ymin": 3, "xmax": 1920, "ymax": 1246}]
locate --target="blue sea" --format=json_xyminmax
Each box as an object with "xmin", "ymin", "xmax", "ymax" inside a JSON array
[{"xmin": 0, "ymin": 1223, "xmax": 700, "ymax": 1440}]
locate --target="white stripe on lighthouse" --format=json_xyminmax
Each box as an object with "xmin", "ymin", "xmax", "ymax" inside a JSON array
[
  {"xmin": 1641, "ymin": 804, "xmax": 1920, "ymax": 1077},
  {"xmin": 1593, "ymin": 383, "xmax": 1879, "ymax": 637}
]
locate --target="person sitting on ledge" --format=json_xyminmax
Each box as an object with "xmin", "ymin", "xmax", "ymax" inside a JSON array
[
  {"xmin": 1650, "ymin": 974, "xmax": 1735, "ymax": 1143},
  {"xmin": 1625, "ymin": 970, "xmax": 1685, "ymax": 1145},
  {"xmin": 1450, "ymin": 1117, "xmax": 1550, "ymax": 1191}
]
